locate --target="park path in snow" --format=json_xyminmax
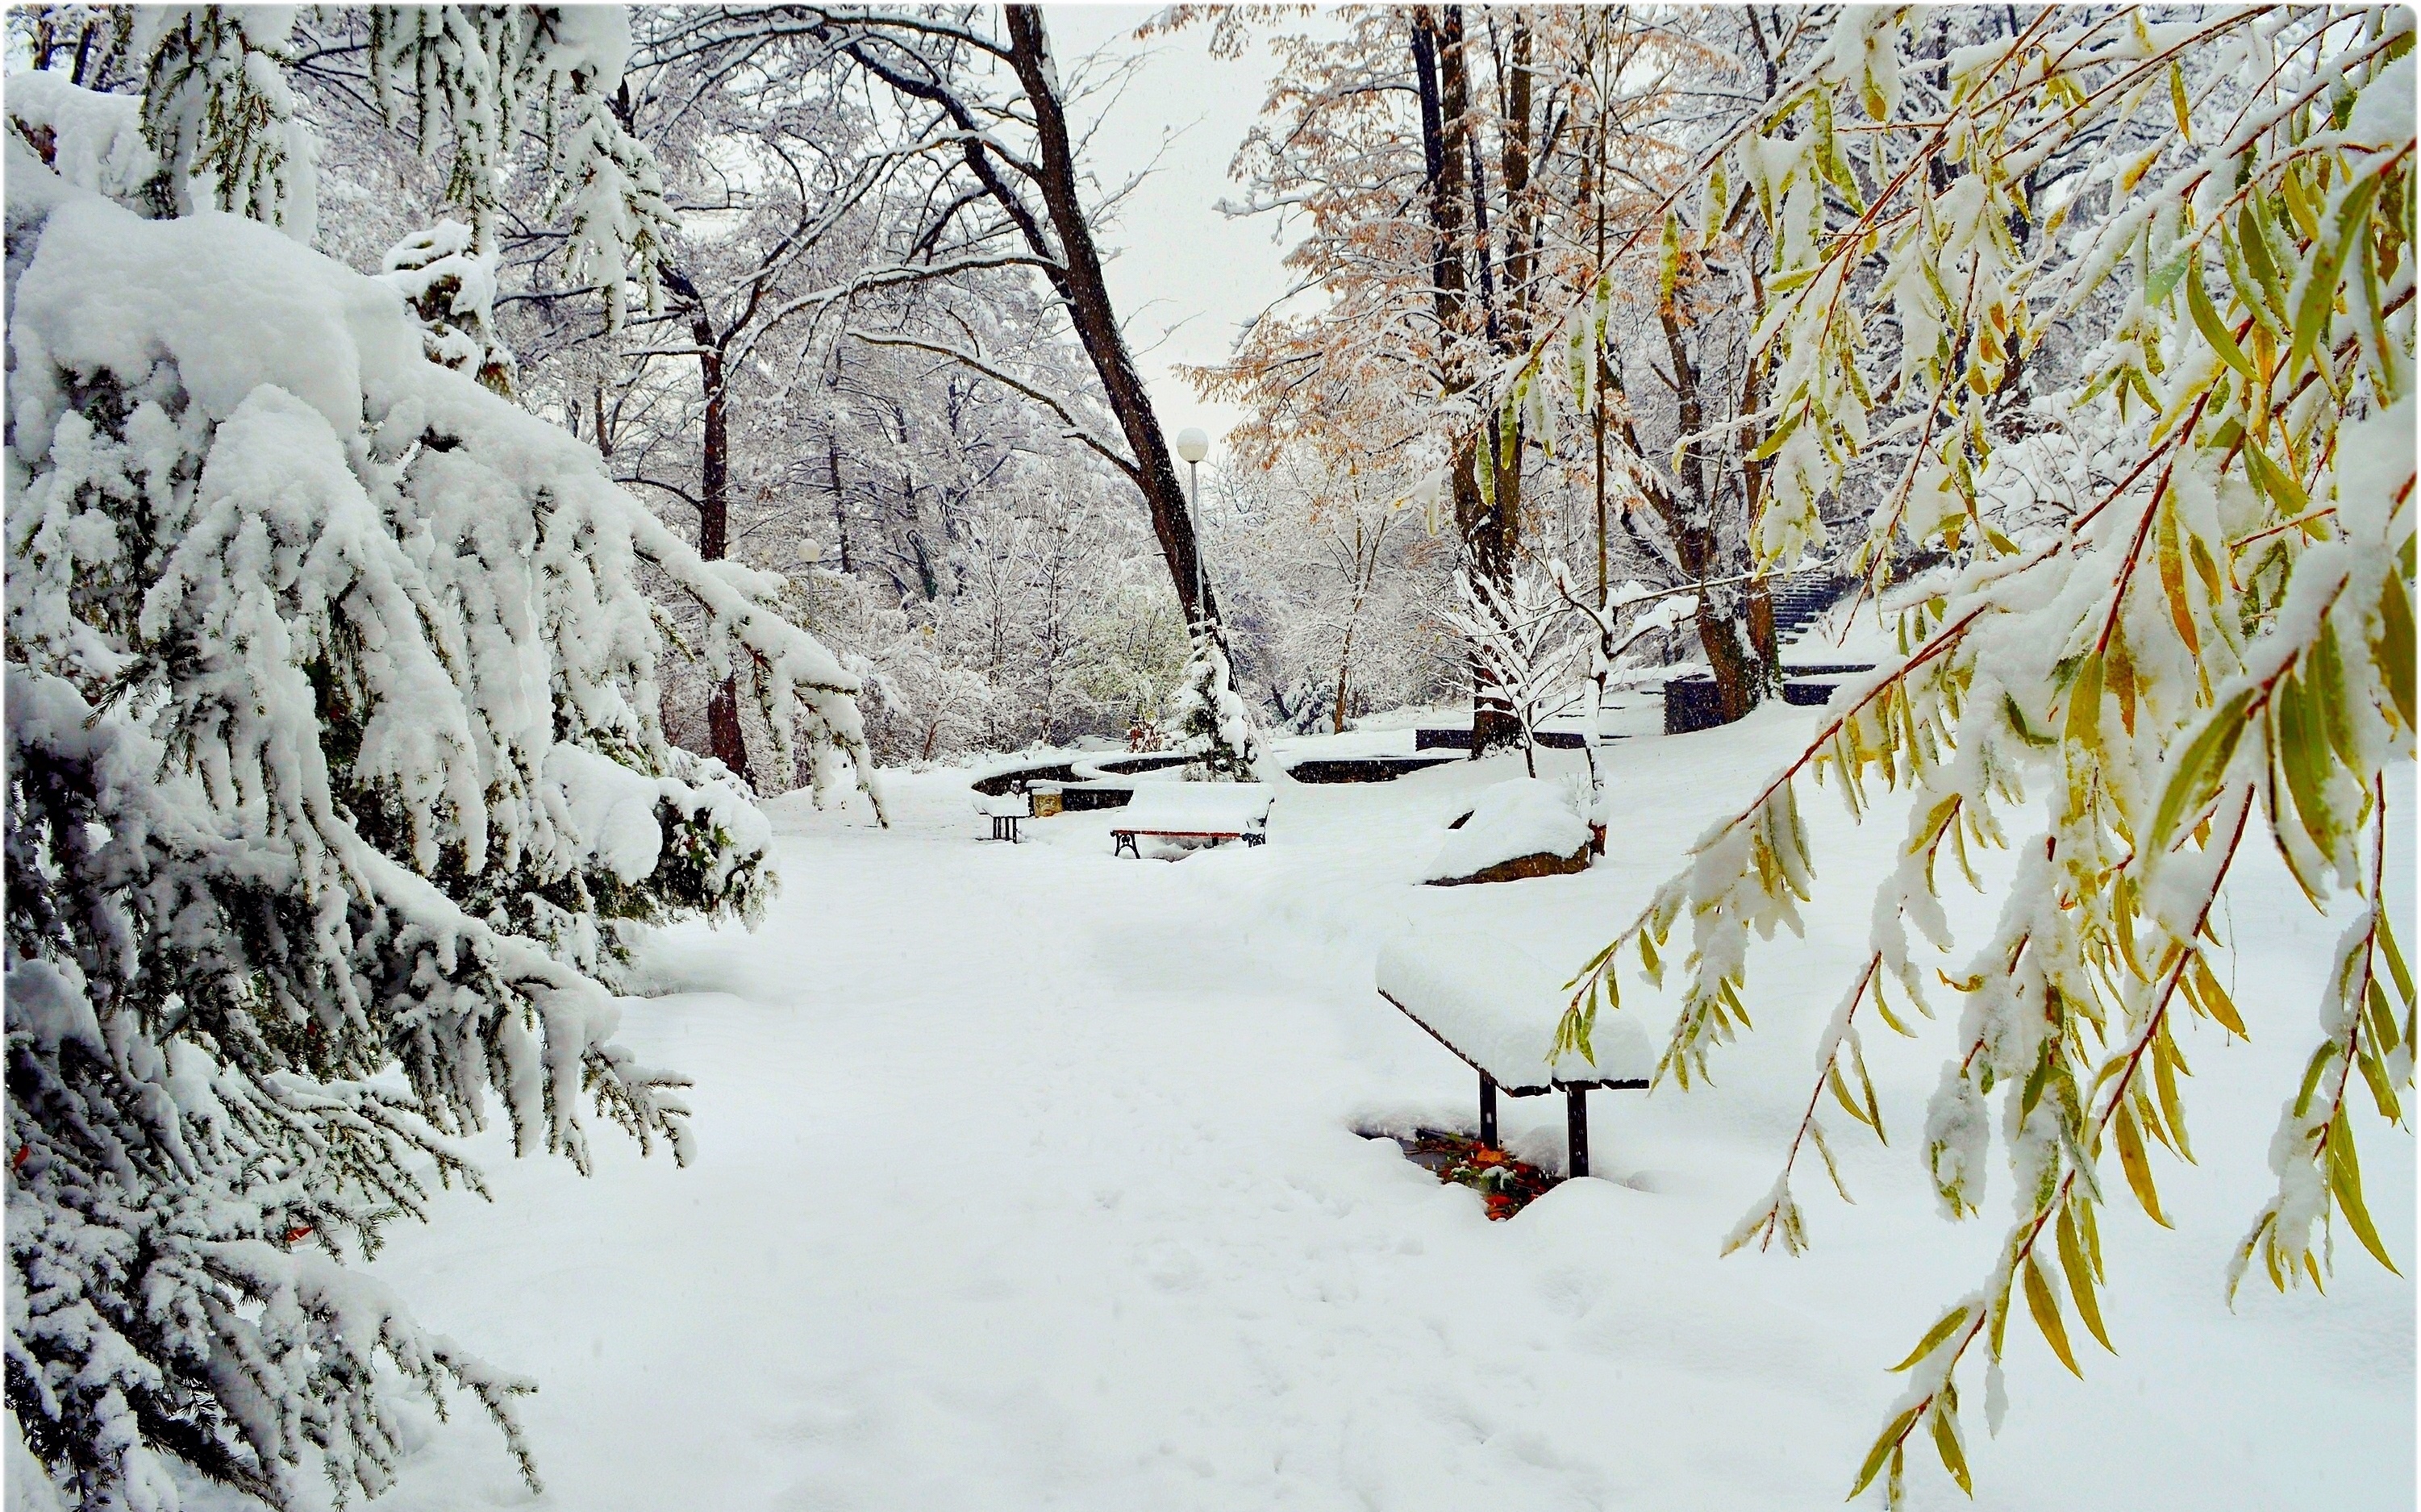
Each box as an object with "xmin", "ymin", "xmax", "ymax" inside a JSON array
[{"xmin": 331, "ymin": 711, "xmax": 2412, "ymax": 1512}]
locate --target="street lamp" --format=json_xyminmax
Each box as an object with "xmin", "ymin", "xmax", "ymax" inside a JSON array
[{"xmin": 1173, "ymin": 427, "xmax": 1210, "ymax": 621}]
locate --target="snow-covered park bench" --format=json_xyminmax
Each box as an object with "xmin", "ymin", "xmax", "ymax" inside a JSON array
[
  {"xmin": 1110, "ymin": 782, "xmax": 1273, "ymax": 858},
  {"xmin": 1376, "ymin": 930, "xmax": 1653, "ymax": 1177},
  {"xmin": 973, "ymin": 789, "xmax": 1028, "ymax": 843}
]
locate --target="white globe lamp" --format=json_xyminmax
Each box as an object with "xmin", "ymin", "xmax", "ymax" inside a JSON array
[{"xmin": 1172, "ymin": 427, "xmax": 1212, "ymax": 621}]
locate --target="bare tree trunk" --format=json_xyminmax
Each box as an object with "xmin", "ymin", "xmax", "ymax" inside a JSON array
[
  {"xmin": 1464, "ymin": 14, "xmax": 1533, "ymax": 760},
  {"xmin": 690, "ymin": 309, "xmax": 752, "ymax": 785},
  {"xmin": 1002, "ymin": 7, "xmax": 1216, "ymax": 631},
  {"xmin": 1654, "ymin": 303, "xmax": 1766, "ymax": 725},
  {"xmin": 1417, "ymin": 8, "xmax": 1523, "ymax": 759}
]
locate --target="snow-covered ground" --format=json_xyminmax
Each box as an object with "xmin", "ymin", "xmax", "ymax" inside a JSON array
[{"xmin": 290, "ymin": 693, "xmax": 2408, "ymax": 1511}]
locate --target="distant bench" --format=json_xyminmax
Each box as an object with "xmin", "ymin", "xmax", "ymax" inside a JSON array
[
  {"xmin": 1110, "ymin": 782, "xmax": 1274, "ymax": 858},
  {"xmin": 973, "ymin": 790, "xmax": 1028, "ymax": 842},
  {"xmin": 1376, "ymin": 929, "xmax": 1652, "ymax": 1177}
]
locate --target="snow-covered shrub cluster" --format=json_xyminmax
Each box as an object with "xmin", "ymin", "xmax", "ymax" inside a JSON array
[{"xmin": 2, "ymin": 83, "xmax": 865, "ymax": 1507}]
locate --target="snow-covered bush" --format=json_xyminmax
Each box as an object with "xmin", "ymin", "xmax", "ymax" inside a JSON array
[
  {"xmin": 1438, "ymin": 566, "xmax": 1587, "ymax": 778},
  {"xmin": 2, "ymin": 120, "xmax": 867, "ymax": 1508},
  {"xmin": 1168, "ymin": 627, "xmax": 1266, "ymax": 781}
]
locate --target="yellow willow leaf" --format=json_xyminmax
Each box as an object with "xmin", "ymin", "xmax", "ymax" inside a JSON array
[
  {"xmin": 1931, "ymin": 1406, "xmax": 1973, "ymax": 1496},
  {"xmin": 2187, "ymin": 260, "xmax": 2254, "ymax": 378},
  {"xmin": 2065, "ymin": 651, "xmax": 2104, "ymax": 756},
  {"xmin": 1850, "ymin": 1405, "xmax": 1923, "ymax": 1500},
  {"xmin": 2378, "ymin": 572, "xmax": 2416, "ymax": 734},
  {"xmin": 2153, "ymin": 1038, "xmax": 2194, "ymax": 1163},
  {"xmin": 2329, "ymin": 1118, "xmax": 2402, "ymax": 1275},
  {"xmin": 1888, "ymin": 1305, "xmax": 1973, "ymax": 1372},
  {"xmin": 2119, "ymin": 144, "xmax": 2161, "ymax": 194},
  {"xmin": 2157, "ymin": 506, "xmax": 2199, "ymax": 656},
  {"xmin": 2115, "ymin": 1105, "xmax": 2172, "ymax": 1227},
  {"xmin": 2023, "ymin": 1253, "xmax": 2082, "ymax": 1377},
  {"xmin": 2108, "ymin": 629, "xmax": 2140, "ymax": 738},
  {"xmin": 2056, "ymin": 1205, "xmax": 2116, "ymax": 1353},
  {"xmin": 1830, "ymin": 1064, "xmax": 1873, "ymax": 1129}
]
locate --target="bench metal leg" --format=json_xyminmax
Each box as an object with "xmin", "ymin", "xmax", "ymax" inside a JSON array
[
  {"xmin": 1479, "ymin": 1073, "xmax": 1498, "ymax": 1151},
  {"xmin": 1566, "ymin": 1086, "xmax": 1590, "ymax": 1179},
  {"xmin": 1244, "ymin": 831, "xmax": 1265, "ymax": 847},
  {"xmin": 1113, "ymin": 832, "xmax": 1138, "ymax": 858}
]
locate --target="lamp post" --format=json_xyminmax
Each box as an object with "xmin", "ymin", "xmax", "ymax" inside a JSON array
[{"xmin": 1173, "ymin": 426, "xmax": 1210, "ymax": 623}]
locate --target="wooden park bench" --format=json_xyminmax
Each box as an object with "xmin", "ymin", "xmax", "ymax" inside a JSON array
[
  {"xmin": 1375, "ymin": 930, "xmax": 1653, "ymax": 1177},
  {"xmin": 1110, "ymin": 781, "xmax": 1274, "ymax": 858}
]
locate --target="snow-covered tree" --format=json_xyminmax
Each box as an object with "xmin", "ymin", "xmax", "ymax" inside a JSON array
[
  {"xmin": 1169, "ymin": 628, "xmax": 1266, "ymax": 782},
  {"xmin": 1215, "ymin": 456, "xmax": 1456, "ymax": 735},
  {"xmin": 1201, "ymin": 8, "xmax": 1784, "ymax": 744},
  {"xmin": 1545, "ymin": 10, "xmax": 2415, "ymax": 1505},
  {"xmin": 1438, "ymin": 568, "xmax": 1587, "ymax": 778},
  {"xmin": 4, "ymin": 60, "xmax": 869, "ymax": 1510}
]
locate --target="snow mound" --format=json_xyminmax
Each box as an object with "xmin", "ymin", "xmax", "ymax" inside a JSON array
[
  {"xmin": 1376, "ymin": 925, "xmax": 1654, "ymax": 1092},
  {"xmin": 1427, "ymin": 778, "xmax": 1590, "ymax": 882}
]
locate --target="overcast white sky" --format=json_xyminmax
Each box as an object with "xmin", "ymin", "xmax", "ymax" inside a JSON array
[{"xmin": 1039, "ymin": 5, "xmax": 1305, "ymax": 454}]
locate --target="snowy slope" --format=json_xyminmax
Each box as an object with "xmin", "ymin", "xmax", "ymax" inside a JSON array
[{"xmin": 312, "ymin": 688, "xmax": 2411, "ymax": 1512}]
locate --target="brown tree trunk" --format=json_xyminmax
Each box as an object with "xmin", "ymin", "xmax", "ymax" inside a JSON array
[
  {"xmin": 1419, "ymin": 8, "xmax": 1519, "ymax": 759},
  {"xmin": 1463, "ymin": 15, "xmax": 1533, "ymax": 760},
  {"xmin": 1002, "ymin": 7, "xmax": 1216, "ymax": 631},
  {"xmin": 693, "ymin": 317, "xmax": 752, "ymax": 785},
  {"xmin": 1655, "ymin": 303, "xmax": 1765, "ymax": 725}
]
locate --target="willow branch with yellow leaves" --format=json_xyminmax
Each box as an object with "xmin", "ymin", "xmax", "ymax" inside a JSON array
[{"xmin": 1541, "ymin": 8, "xmax": 2414, "ymax": 1506}]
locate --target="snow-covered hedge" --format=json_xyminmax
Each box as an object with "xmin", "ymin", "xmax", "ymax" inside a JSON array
[{"xmin": 3, "ymin": 132, "xmax": 866, "ymax": 1506}]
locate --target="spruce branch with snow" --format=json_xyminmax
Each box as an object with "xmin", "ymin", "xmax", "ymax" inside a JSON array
[
  {"xmin": 377, "ymin": 219, "xmax": 514, "ymax": 394},
  {"xmin": 1541, "ymin": 10, "xmax": 2416, "ymax": 1506},
  {"xmin": 362, "ymin": 6, "xmax": 671, "ymax": 333},
  {"xmin": 131, "ymin": 5, "xmax": 318, "ymax": 235},
  {"xmin": 3, "ymin": 77, "xmax": 870, "ymax": 1507}
]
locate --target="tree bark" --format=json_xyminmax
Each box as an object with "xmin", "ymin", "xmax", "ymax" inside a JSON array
[
  {"xmin": 1462, "ymin": 14, "xmax": 1532, "ymax": 760},
  {"xmin": 1002, "ymin": 7, "xmax": 1216, "ymax": 631},
  {"xmin": 690, "ymin": 307, "xmax": 752, "ymax": 785},
  {"xmin": 1417, "ymin": 9, "xmax": 1520, "ymax": 759},
  {"xmin": 1654, "ymin": 303, "xmax": 1766, "ymax": 725}
]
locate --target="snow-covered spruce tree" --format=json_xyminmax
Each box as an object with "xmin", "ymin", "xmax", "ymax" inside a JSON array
[
  {"xmin": 1169, "ymin": 627, "xmax": 1266, "ymax": 782},
  {"xmin": 1536, "ymin": 9, "xmax": 2416, "ymax": 1506},
  {"xmin": 4, "ymin": 77, "xmax": 869, "ymax": 1512}
]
